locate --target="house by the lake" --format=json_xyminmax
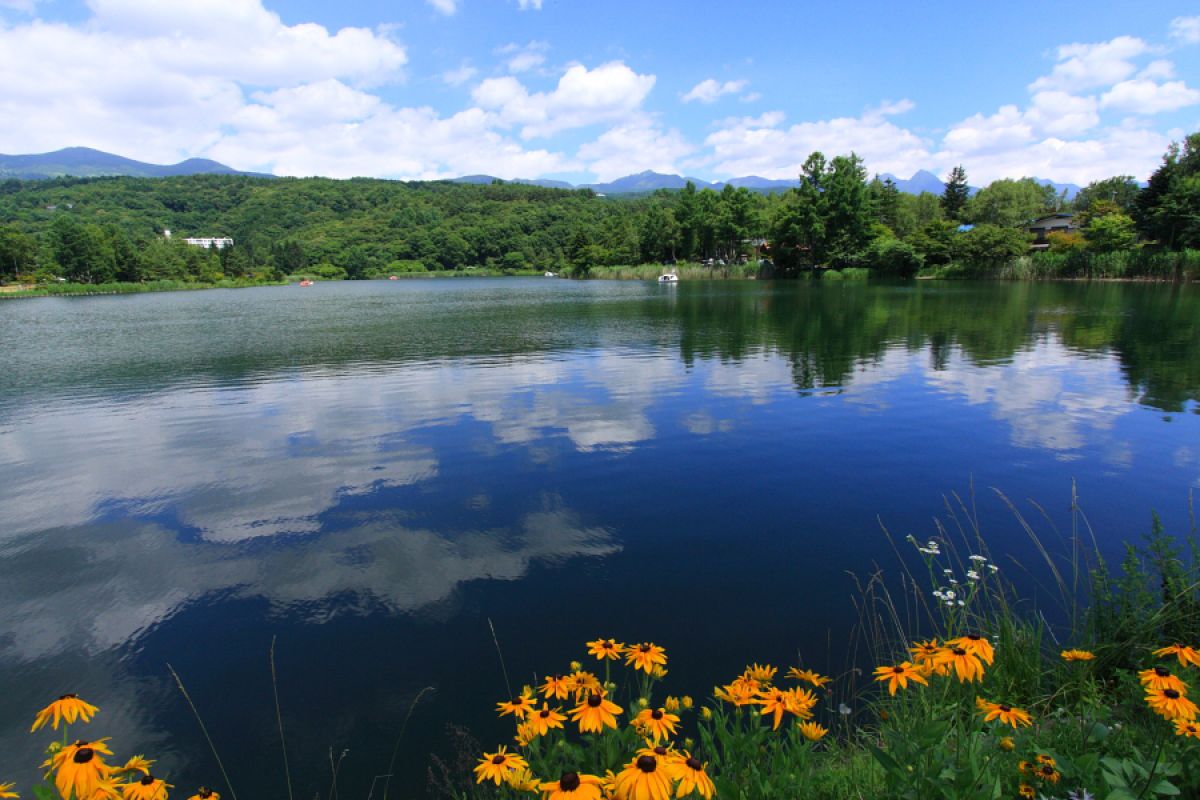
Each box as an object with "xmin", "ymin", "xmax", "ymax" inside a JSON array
[
  {"xmin": 1027, "ymin": 213, "xmax": 1077, "ymax": 249},
  {"xmin": 183, "ymin": 236, "xmax": 235, "ymax": 250}
]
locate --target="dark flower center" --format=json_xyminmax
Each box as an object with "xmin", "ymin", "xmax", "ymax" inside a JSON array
[
  {"xmin": 198, "ymin": 790, "xmax": 213, "ymax": 799},
  {"xmin": 967, "ymin": 634, "xmax": 981, "ymax": 641},
  {"xmin": 1165, "ymin": 689, "xmax": 1181, "ymax": 699},
  {"xmin": 952, "ymin": 647, "xmax": 967, "ymax": 656},
  {"xmin": 686, "ymin": 757, "xmax": 702, "ymax": 771},
  {"xmin": 73, "ymin": 747, "xmax": 95, "ymax": 764},
  {"xmin": 492, "ymin": 755, "xmax": 506, "ymax": 765},
  {"xmin": 587, "ymin": 694, "xmax": 602, "ymax": 707},
  {"xmin": 636, "ymin": 755, "xmax": 657, "ymax": 773},
  {"xmin": 603, "ymin": 642, "xmax": 613, "ymax": 649},
  {"xmin": 1155, "ymin": 666, "xmax": 1171, "ymax": 677},
  {"xmin": 640, "ymin": 645, "xmax": 651, "ymax": 653},
  {"xmin": 559, "ymin": 772, "xmax": 580, "ymax": 791},
  {"xmin": 999, "ymin": 704, "xmax": 1012, "ymax": 712},
  {"xmin": 651, "ymin": 709, "xmax": 664, "ymax": 720},
  {"xmin": 59, "ymin": 693, "xmax": 78, "ymax": 700},
  {"xmin": 141, "ymin": 776, "xmax": 156, "ymax": 786},
  {"xmin": 653, "ymin": 746, "xmax": 667, "ymax": 756},
  {"xmin": 1041, "ymin": 765, "xmax": 1054, "ymax": 775},
  {"xmin": 892, "ymin": 666, "xmax": 904, "ymax": 674}
]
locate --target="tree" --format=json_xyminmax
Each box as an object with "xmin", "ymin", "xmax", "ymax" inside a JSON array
[
  {"xmin": 968, "ymin": 178, "xmax": 1056, "ymax": 228},
  {"xmin": 822, "ymin": 153, "xmax": 873, "ymax": 265},
  {"xmin": 0, "ymin": 225, "xmax": 36, "ymax": 280},
  {"xmin": 953, "ymin": 224, "xmax": 1029, "ymax": 268},
  {"xmin": 1134, "ymin": 132, "xmax": 1200, "ymax": 250},
  {"xmin": 865, "ymin": 238, "xmax": 923, "ymax": 277},
  {"xmin": 1083, "ymin": 213, "xmax": 1137, "ymax": 252},
  {"xmin": 47, "ymin": 215, "xmax": 116, "ymax": 283},
  {"xmin": 869, "ymin": 176, "xmax": 900, "ymax": 231},
  {"xmin": 1074, "ymin": 176, "xmax": 1140, "ymax": 214},
  {"xmin": 908, "ymin": 221, "xmax": 958, "ymax": 266},
  {"xmin": 941, "ymin": 165, "xmax": 970, "ymax": 221}
]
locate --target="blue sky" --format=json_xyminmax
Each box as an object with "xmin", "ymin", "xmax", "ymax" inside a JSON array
[{"xmin": 1, "ymin": 0, "xmax": 1198, "ymax": 185}]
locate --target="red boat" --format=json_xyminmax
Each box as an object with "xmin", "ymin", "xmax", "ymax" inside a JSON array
[{"xmin": 299, "ymin": 279, "xmax": 314, "ymax": 287}]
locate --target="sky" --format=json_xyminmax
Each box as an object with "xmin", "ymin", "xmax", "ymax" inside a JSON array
[{"xmin": 0, "ymin": 0, "xmax": 1198, "ymax": 186}]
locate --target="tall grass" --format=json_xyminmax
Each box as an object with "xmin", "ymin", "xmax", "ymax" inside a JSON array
[
  {"xmin": 0, "ymin": 278, "xmax": 284, "ymax": 298},
  {"xmin": 587, "ymin": 262, "xmax": 766, "ymax": 280},
  {"xmin": 923, "ymin": 249, "xmax": 1200, "ymax": 281}
]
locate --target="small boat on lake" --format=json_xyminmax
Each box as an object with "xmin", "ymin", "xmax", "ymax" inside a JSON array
[
  {"xmin": 389, "ymin": 275, "xmax": 399, "ymax": 280},
  {"xmin": 299, "ymin": 279, "xmax": 314, "ymax": 287},
  {"xmin": 658, "ymin": 272, "xmax": 679, "ymax": 283}
]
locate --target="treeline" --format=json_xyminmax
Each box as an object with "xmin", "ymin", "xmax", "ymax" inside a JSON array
[{"xmin": 0, "ymin": 132, "xmax": 1197, "ymax": 285}]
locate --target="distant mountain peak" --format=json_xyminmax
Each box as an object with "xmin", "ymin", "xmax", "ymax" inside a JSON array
[{"xmin": 0, "ymin": 146, "xmax": 264, "ymax": 180}]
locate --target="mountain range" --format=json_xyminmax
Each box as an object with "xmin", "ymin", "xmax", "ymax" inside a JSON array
[{"xmin": 0, "ymin": 147, "xmax": 1081, "ymax": 199}]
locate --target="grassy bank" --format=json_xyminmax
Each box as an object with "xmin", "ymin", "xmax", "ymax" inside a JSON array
[
  {"xmin": 920, "ymin": 249, "xmax": 1200, "ymax": 281},
  {"xmin": 586, "ymin": 263, "xmax": 766, "ymax": 280},
  {"xmin": 0, "ymin": 278, "xmax": 286, "ymax": 298}
]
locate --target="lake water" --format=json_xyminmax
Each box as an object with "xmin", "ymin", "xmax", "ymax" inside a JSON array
[{"xmin": 1, "ymin": 278, "xmax": 1198, "ymax": 797}]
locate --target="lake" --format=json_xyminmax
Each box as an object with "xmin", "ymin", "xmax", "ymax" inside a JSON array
[{"xmin": 1, "ymin": 278, "xmax": 1197, "ymax": 798}]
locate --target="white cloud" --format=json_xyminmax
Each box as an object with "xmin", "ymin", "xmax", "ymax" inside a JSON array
[
  {"xmin": 1023, "ymin": 91, "xmax": 1099, "ymax": 137},
  {"xmin": 1029, "ymin": 36, "xmax": 1147, "ymax": 92},
  {"xmin": 1100, "ymin": 78, "xmax": 1200, "ymax": 114},
  {"xmin": 577, "ymin": 117, "xmax": 695, "ymax": 181},
  {"xmin": 0, "ymin": 0, "xmax": 38, "ymax": 11},
  {"xmin": 704, "ymin": 101, "xmax": 932, "ymax": 180},
  {"xmin": 1169, "ymin": 16, "xmax": 1200, "ymax": 44},
  {"xmin": 682, "ymin": 78, "xmax": 747, "ymax": 103},
  {"xmin": 497, "ymin": 40, "xmax": 548, "ymax": 74},
  {"xmin": 442, "ymin": 63, "xmax": 478, "ymax": 86},
  {"xmin": 472, "ymin": 61, "xmax": 656, "ymax": 139},
  {"xmin": 1138, "ymin": 59, "xmax": 1176, "ymax": 80},
  {"xmin": 517, "ymin": 0, "xmax": 543, "ymax": 9},
  {"xmin": 739, "ymin": 92, "xmax": 762, "ymax": 103},
  {"xmin": 426, "ymin": 0, "xmax": 457, "ymax": 15}
]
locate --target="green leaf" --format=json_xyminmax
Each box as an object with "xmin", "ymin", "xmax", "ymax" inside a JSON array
[{"xmin": 1151, "ymin": 780, "xmax": 1180, "ymax": 796}]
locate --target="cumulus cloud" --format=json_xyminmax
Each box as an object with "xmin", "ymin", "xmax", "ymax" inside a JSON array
[
  {"xmin": 1100, "ymin": 78, "xmax": 1200, "ymax": 114},
  {"xmin": 497, "ymin": 40, "xmax": 549, "ymax": 73},
  {"xmin": 442, "ymin": 63, "xmax": 478, "ymax": 86},
  {"xmin": 0, "ymin": 0, "xmax": 38, "ymax": 11},
  {"xmin": 426, "ymin": 0, "xmax": 457, "ymax": 15},
  {"xmin": 472, "ymin": 61, "xmax": 656, "ymax": 139},
  {"xmin": 1029, "ymin": 36, "xmax": 1147, "ymax": 93},
  {"xmin": 1169, "ymin": 16, "xmax": 1200, "ymax": 44},
  {"xmin": 682, "ymin": 78, "xmax": 748, "ymax": 103},
  {"xmin": 577, "ymin": 117, "xmax": 695, "ymax": 181}
]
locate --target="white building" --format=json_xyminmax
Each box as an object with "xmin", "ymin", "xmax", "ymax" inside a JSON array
[{"xmin": 183, "ymin": 237, "xmax": 235, "ymax": 250}]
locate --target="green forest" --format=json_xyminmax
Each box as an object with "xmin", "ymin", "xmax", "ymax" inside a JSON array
[{"xmin": 1, "ymin": 132, "xmax": 1198, "ymax": 287}]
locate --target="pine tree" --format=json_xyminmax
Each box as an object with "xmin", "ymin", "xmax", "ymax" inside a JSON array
[{"xmin": 941, "ymin": 165, "xmax": 970, "ymax": 222}]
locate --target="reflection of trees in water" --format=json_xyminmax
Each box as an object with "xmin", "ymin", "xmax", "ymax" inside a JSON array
[{"xmin": 673, "ymin": 282, "xmax": 1200, "ymax": 412}]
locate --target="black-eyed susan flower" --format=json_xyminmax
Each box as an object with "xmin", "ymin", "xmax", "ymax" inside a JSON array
[
  {"xmin": 586, "ymin": 639, "xmax": 625, "ymax": 661},
  {"xmin": 30, "ymin": 694, "xmax": 100, "ymax": 732},
  {"xmin": 667, "ymin": 752, "xmax": 715, "ymax": 800},
  {"xmin": 744, "ymin": 663, "xmax": 777, "ymax": 684},
  {"xmin": 92, "ymin": 777, "xmax": 125, "ymax": 800},
  {"xmin": 122, "ymin": 774, "xmax": 172, "ymax": 800},
  {"xmin": 1140, "ymin": 666, "xmax": 1189, "ymax": 694},
  {"xmin": 624, "ymin": 643, "xmax": 667, "ymax": 675},
  {"xmin": 1032, "ymin": 762, "xmax": 1060, "ymax": 784},
  {"xmin": 541, "ymin": 675, "xmax": 572, "ymax": 701},
  {"xmin": 797, "ymin": 721, "xmax": 828, "ymax": 742},
  {"xmin": 567, "ymin": 671, "xmax": 602, "ymax": 700},
  {"xmin": 186, "ymin": 789, "xmax": 220, "ymax": 800},
  {"xmin": 714, "ymin": 682, "xmax": 755, "ymax": 707},
  {"xmin": 1035, "ymin": 754, "xmax": 1056, "ymax": 767},
  {"xmin": 504, "ymin": 767, "xmax": 540, "ymax": 793},
  {"xmin": 570, "ymin": 692, "xmax": 622, "ymax": 733},
  {"xmin": 1174, "ymin": 719, "xmax": 1200, "ymax": 740},
  {"xmin": 539, "ymin": 772, "xmax": 603, "ymax": 800},
  {"xmin": 681, "ymin": 696, "xmax": 693, "ymax": 710},
  {"xmin": 1145, "ymin": 686, "xmax": 1198, "ymax": 720},
  {"xmin": 934, "ymin": 647, "xmax": 985, "ymax": 683},
  {"xmin": 0, "ymin": 783, "xmax": 16, "ymax": 799},
  {"xmin": 44, "ymin": 739, "xmax": 114, "ymax": 800},
  {"xmin": 664, "ymin": 696, "xmax": 680, "ymax": 712},
  {"xmin": 528, "ymin": 704, "xmax": 567, "ymax": 737},
  {"xmin": 998, "ymin": 736, "xmax": 1015, "ymax": 751},
  {"xmin": 1154, "ymin": 644, "xmax": 1200, "ymax": 668},
  {"xmin": 1060, "ymin": 649, "xmax": 1095, "ymax": 662},
  {"xmin": 612, "ymin": 754, "xmax": 672, "ymax": 800},
  {"xmin": 786, "ymin": 668, "xmax": 832, "ymax": 687},
  {"xmin": 947, "ymin": 634, "xmax": 995, "ymax": 666},
  {"xmin": 497, "ymin": 687, "xmax": 536, "ymax": 719},
  {"xmin": 120, "ymin": 756, "xmax": 155, "ymax": 777},
  {"xmin": 755, "ymin": 687, "xmax": 794, "ymax": 730},
  {"xmin": 1017, "ymin": 784, "xmax": 1035, "ymax": 799},
  {"xmin": 635, "ymin": 742, "xmax": 682, "ymax": 767},
  {"xmin": 514, "ymin": 720, "xmax": 538, "ymax": 747},
  {"xmin": 633, "ymin": 708, "xmax": 679, "ymax": 742},
  {"xmin": 872, "ymin": 662, "xmax": 928, "ymax": 695},
  {"xmin": 976, "ymin": 699, "xmax": 1032, "ymax": 728},
  {"xmin": 473, "ymin": 746, "xmax": 528, "ymax": 785}
]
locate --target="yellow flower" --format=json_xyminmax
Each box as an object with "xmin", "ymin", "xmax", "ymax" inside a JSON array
[
  {"xmin": 635, "ymin": 743, "xmax": 682, "ymax": 766},
  {"xmin": 186, "ymin": 789, "xmax": 220, "ymax": 800},
  {"xmin": 612, "ymin": 754, "xmax": 672, "ymax": 800},
  {"xmin": 570, "ymin": 692, "xmax": 623, "ymax": 734},
  {"xmin": 872, "ymin": 662, "xmax": 928, "ymax": 695},
  {"xmin": 744, "ymin": 663, "xmax": 777, "ymax": 684},
  {"xmin": 975, "ymin": 699, "xmax": 1032, "ymax": 728},
  {"xmin": 0, "ymin": 783, "xmax": 17, "ymax": 799},
  {"xmin": 786, "ymin": 668, "xmax": 831, "ymax": 687},
  {"xmin": 1018, "ymin": 784, "xmax": 1035, "ymax": 799},
  {"xmin": 909, "ymin": 639, "xmax": 949, "ymax": 677},
  {"xmin": 31, "ymin": 694, "xmax": 100, "ymax": 732},
  {"xmin": 700, "ymin": 706, "xmax": 712, "ymax": 720},
  {"xmin": 570, "ymin": 661, "xmax": 583, "ymax": 672},
  {"xmin": 568, "ymin": 671, "xmax": 602, "ymax": 700},
  {"xmin": 528, "ymin": 704, "xmax": 567, "ymax": 737},
  {"xmin": 92, "ymin": 777, "xmax": 126, "ymax": 800},
  {"xmin": 934, "ymin": 647, "xmax": 985, "ymax": 683},
  {"xmin": 473, "ymin": 746, "xmax": 528, "ymax": 785},
  {"xmin": 1032, "ymin": 763, "xmax": 1061, "ymax": 784},
  {"xmin": 624, "ymin": 643, "xmax": 667, "ymax": 675},
  {"xmin": 1174, "ymin": 719, "xmax": 1200, "ymax": 740},
  {"xmin": 797, "ymin": 721, "xmax": 828, "ymax": 742},
  {"xmin": 681, "ymin": 696, "xmax": 694, "ymax": 710},
  {"xmin": 998, "ymin": 737, "xmax": 1015, "ymax": 751},
  {"xmin": 755, "ymin": 687, "xmax": 814, "ymax": 729},
  {"xmin": 651, "ymin": 666, "xmax": 668, "ymax": 680},
  {"xmin": 541, "ymin": 675, "xmax": 572, "ymax": 701},
  {"xmin": 122, "ymin": 775, "xmax": 172, "ymax": 800},
  {"xmin": 120, "ymin": 757, "xmax": 155, "ymax": 777},
  {"xmin": 515, "ymin": 720, "xmax": 539, "ymax": 747},
  {"xmin": 1140, "ymin": 666, "xmax": 1189, "ymax": 694},
  {"xmin": 1060, "ymin": 649, "xmax": 1095, "ymax": 662},
  {"xmin": 666, "ymin": 752, "xmax": 715, "ymax": 800},
  {"xmin": 539, "ymin": 772, "xmax": 603, "ymax": 800},
  {"xmin": 946, "ymin": 634, "xmax": 995, "ymax": 666},
  {"xmin": 504, "ymin": 767, "xmax": 541, "ymax": 793},
  {"xmin": 1035, "ymin": 754, "xmax": 1056, "ymax": 768},
  {"xmin": 1145, "ymin": 686, "xmax": 1198, "ymax": 720},
  {"xmin": 45, "ymin": 739, "xmax": 114, "ymax": 800},
  {"xmin": 587, "ymin": 639, "xmax": 625, "ymax": 662},
  {"xmin": 1154, "ymin": 644, "xmax": 1200, "ymax": 668},
  {"xmin": 498, "ymin": 687, "xmax": 537, "ymax": 719},
  {"xmin": 664, "ymin": 696, "xmax": 680, "ymax": 712},
  {"xmin": 633, "ymin": 708, "xmax": 679, "ymax": 742}
]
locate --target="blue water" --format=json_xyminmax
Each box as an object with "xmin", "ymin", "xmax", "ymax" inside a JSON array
[{"xmin": 0, "ymin": 278, "xmax": 1197, "ymax": 797}]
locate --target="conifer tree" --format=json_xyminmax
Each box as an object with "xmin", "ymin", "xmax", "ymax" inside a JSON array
[{"xmin": 941, "ymin": 165, "xmax": 970, "ymax": 221}]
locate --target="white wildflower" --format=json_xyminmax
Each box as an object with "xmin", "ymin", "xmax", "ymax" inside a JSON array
[
  {"xmin": 969, "ymin": 554, "xmax": 987, "ymax": 562},
  {"xmin": 966, "ymin": 570, "xmax": 980, "ymax": 580}
]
